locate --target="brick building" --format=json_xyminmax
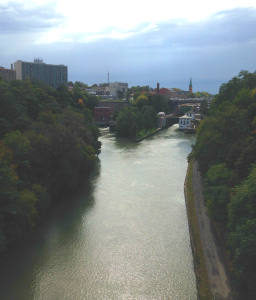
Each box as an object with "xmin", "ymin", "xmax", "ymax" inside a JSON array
[{"xmin": 0, "ymin": 67, "xmax": 16, "ymax": 81}]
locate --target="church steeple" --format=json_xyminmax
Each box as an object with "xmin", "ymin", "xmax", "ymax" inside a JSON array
[{"xmin": 189, "ymin": 78, "xmax": 192, "ymax": 93}]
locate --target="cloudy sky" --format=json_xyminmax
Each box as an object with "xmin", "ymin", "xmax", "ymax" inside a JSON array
[{"xmin": 0, "ymin": 0, "xmax": 256, "ymax": 93}]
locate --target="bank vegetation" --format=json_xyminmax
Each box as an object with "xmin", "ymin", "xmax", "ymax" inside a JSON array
[
  {"xmin": 116, "ymin": 94, "xmax": 170, "ymax": 139},
  {"xmin": 191, "ymin": 71, "xmax": 256, "ymax": 299},
  {"xmin": 0, "ymin": 78, "xmax": 100, "ymax": 255}
]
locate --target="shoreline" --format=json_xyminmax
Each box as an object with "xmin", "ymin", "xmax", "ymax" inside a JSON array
[
  {"xmin": 135, "ymin": 128, "xmax": 161, "ymax": 142},
  {"xmin": 184, "ymin": 160, "xmax": 232, "ymax": 300},
  {"xmin": 184, "ymin": 160, "xmax": 211, "ymax": 300}
]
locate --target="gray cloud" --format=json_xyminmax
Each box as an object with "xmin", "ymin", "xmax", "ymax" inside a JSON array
[
  {"xmin": 123, "ymin": 7, "xmax": 256, "ymax": 51},
  {"xmin": 0, "ymin": 6, "xmax": 256, "ymax": 93},
  {"xmin": 0, "ymin": 2, "xmax": 63, "ymax": 33}
]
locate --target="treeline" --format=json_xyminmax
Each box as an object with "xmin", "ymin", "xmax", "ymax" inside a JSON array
[
  {"xmin": 116, "ymin": 94, "xmax": 170, "ymax": 139},
  {"xmin": 192, "ymin": 71, "xmax": 256, "ymax": 299},
  {"xmin": 0, "ymin": 78, "xmax": 100, "ymax": 254}
]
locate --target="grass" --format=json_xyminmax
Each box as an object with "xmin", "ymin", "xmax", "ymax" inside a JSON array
[{"xmin": 184, "ymin": 160, "xmax": 212, "ymax": 300}]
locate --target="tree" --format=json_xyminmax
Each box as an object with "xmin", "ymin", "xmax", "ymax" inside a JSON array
[
  {"xmin": 141, "ymin": 105, "xmax": 157, "ymax": 129},
  {"xmin": 116, "ymin": 107, "xmax": 142, "ymax": 138},
  {"xmin": 149, "ymin": 94, "xmax": 168, "ymax": 113},
  {"xmin": 204, "ymin": 164, "xmax": 231, "ymax": 224},
  {"xmin": 228, "ymin": 166, "xmax": 256, "ymax": 297},
  {"xmin": 134, "ymin": 94, "xmax": 149, "ymax": 109},
  {"xmin": 192, "ymin": 71, "xmax": 256, "ymax": 299},
  {"xmin": 200, "ymin": 100, "xmax": 208, "ymax": 115},
  {"xmin": 0, "ymin": 79, "xmax": 101, "ymax": 255}
]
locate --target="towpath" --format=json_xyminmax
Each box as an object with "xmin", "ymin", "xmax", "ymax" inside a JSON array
[{"xmin": 192, "ymin": 161, "xmax": 232, "ymax": 300}]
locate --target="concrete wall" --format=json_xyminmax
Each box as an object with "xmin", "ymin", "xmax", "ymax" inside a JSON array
[{"xmin": 14, "ymin": 61, "xmax": 22, "ymax": 80}]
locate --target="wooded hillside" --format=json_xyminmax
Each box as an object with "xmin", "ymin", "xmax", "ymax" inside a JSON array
[
  {"xmin": 0, "ymin": 79, "xmax": 100, "ymax": 254},
  {"xmin": 193, "ymin": 71, "xmax": 256, "ymax": 299}
]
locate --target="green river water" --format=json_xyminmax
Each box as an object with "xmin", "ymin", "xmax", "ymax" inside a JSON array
[{"xmin": 0, "ymin": 125, "xmax": 197, "ymax": 300}]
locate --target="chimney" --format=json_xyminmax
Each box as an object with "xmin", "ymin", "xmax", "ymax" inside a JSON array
[{"xmin": 157, "ymin": 82, "xmax": 160, "ymax": 93}]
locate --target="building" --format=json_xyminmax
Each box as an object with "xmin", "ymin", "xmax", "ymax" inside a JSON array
[
  {"xmin": 109, "ymin": 82, "xmax": 128, "ymax": 99},
  {"xmin": 179, "ymin": 114, "xmax": 193, "ymax": 130},
  {"xmin": 0, "ymin": 66, "xmax": 16, "ymax": 81},
  {"xmin": 179, "ymin": 109, "xmax": 202, "ymax": 131},
  {"xmin": 13, "ymin": 59, "xmax": 68, "ymax": 88},
  {"xmin": 96, "ymin": 101, "xmax": 129, "ymax": 114},
  {"xmin": 94, "ymin": 107, "xmax": 112, "ymax": 126},
  {"xmin": 157, "ymin": 112, "xmax": 167, "ymax": 129},
  {"xmin": 152, "ymin": 83, "xmax": 192, "ymax": 99},
  {"xmin": 94, "ymin": 100, "xmax": 129, "ymax": 125}
]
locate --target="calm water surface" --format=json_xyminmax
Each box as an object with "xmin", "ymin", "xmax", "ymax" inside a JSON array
[{"xmin": 0, "ymin": 125, "xmax": 197, "ymax": 300}]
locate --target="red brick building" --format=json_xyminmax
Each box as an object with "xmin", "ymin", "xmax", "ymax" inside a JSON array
[{"xmin": 94, "ymin": 107, "xmax": 112, "ymax": 126}]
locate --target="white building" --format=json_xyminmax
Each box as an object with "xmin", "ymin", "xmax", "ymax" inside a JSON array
[
  {"xmin": 179, "ymin": 115, "xmax": 193, "ymax": 130},
  {"xmin": 157, "ymin": 112, "xmax": 166, "ymax": 129},
  {"xmin": 109, "ymin": 82, "xmax": 128, "ymax": 99},
  {"xmin": 186, "ymin": 111, "xmax": 195, "ymax": 119}
]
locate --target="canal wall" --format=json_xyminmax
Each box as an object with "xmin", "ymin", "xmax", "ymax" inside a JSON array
[
  {"xmin": 184, "ymin": 160, "xmax": 211, "ymax": 300},
  {"xmin": 184, "ymin": 160, "xmax": 233, "ymax": 300}
]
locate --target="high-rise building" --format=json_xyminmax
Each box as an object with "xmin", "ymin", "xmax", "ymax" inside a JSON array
[
  {"xmin": 13, "ymin": 59, "xmax": 68, "ymax": 88},
  {"xmin": 0, "ymin": 66, "xmax": 16, "ymax": 81}
]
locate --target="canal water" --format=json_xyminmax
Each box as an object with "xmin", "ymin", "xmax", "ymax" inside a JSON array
[{"xmin": 0, "ymin": 125, "xmax": 197, "ymax": 300}]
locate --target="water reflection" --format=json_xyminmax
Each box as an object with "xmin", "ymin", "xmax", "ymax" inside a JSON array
[
  {"xmin": 0, "ymin": 125, "xmax": 197, "ymax": 300},
  {"xmin": 0, "ymin": 169, "xmax": 99, "ymax": 300}
]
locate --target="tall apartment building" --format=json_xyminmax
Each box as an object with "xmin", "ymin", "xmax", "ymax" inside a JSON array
[
  {"xmin": 13, "ymin": 59, "xmax": 68, "ymax": 88},
  {"xmin": 0, "ymin": 66, "xmax": 16, "ymax": 81}
]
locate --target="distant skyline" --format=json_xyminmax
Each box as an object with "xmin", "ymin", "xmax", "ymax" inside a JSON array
[{"xmin": 1, "ymin": 0, "xmax": 256, "ymax": 93}]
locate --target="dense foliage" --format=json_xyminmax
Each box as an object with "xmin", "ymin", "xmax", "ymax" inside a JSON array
[
  {"xmin": 193, "ymin": 71, "xmax": 256, "ymax": 299},
  {"xmin": 0, "ymin": 78, "xmax": 100, "ymax": 254},
  {"xmin": 116, "ymin": 94, "xmax": 168, "ymax": 139}
]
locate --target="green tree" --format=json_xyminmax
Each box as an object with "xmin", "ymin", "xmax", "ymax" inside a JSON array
[
  {"xmin": 204, "ymin": 164, "xmax": 231, "ymax": 224},
  {"xmin": 149, "ymin": 94, "xmax": 168, "ymax": 113},
  {"xmin": 141, "ymin": 105, "xmax": 157, "ymax": 129},
  {"xmin": 134, "ymin": 94, "xmax": 149, "ymax": 108},
  {"xmin": 192, "ymin": 70, "xmax": 256, "ymax": 299},
  {"xmin": 228, "ymin": 166, "xmax": 256, "ymax": 297},
  {"xmin": 0, "ymin": 79, "xmax": 101, "ymax": 255},
  {"xmin": 116, "ymin": 107, "xmax": 142, "ymax": 138}
]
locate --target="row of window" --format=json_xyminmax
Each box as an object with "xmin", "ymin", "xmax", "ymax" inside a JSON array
[{"xmin": 179, "ymin": 119, "xmax": 190, "ymax": 125}]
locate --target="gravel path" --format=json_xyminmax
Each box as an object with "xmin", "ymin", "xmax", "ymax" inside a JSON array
[{"xmin": 192, "ymin": 161, "xmax": 232, "ymax": 300}]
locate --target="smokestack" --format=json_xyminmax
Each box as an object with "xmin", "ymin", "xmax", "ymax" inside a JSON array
[{"xmin": 157, "ymin": 82, "xmax": 160, "ymax": 93}]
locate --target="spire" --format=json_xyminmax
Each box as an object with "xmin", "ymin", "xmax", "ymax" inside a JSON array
[{"xmin": 189, "ymin": 78, "xmax": 192, "ymax": 93}]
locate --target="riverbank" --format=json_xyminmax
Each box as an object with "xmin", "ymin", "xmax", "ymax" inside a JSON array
[
  {"xmin": 0, "ymin": 126, "xmax": 197, "ymax": 299},
  {"xmin": 135, "ymin": 128, "xmax": 161, "ymax": 142},
  {"xmin": 184, "ymin": 160, "xmax": 232, "ymax": 299}
]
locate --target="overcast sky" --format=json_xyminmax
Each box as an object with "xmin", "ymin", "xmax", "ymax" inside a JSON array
[{"xmin": 0, "ymin": 0, "xmax": 256, "ymax": 93}]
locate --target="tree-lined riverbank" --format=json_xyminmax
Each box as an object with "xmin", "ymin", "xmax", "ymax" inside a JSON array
[
  {"xmin": 192, "ymin": 71, "xmax": 256, "ymax": 299},
  {"xmin": 0, "ymin": 126, "xmax": 197, "ymax": 299},
  {"xmin": 0, "ymin": 79, "xmax": 100, "ymax": 255}
]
